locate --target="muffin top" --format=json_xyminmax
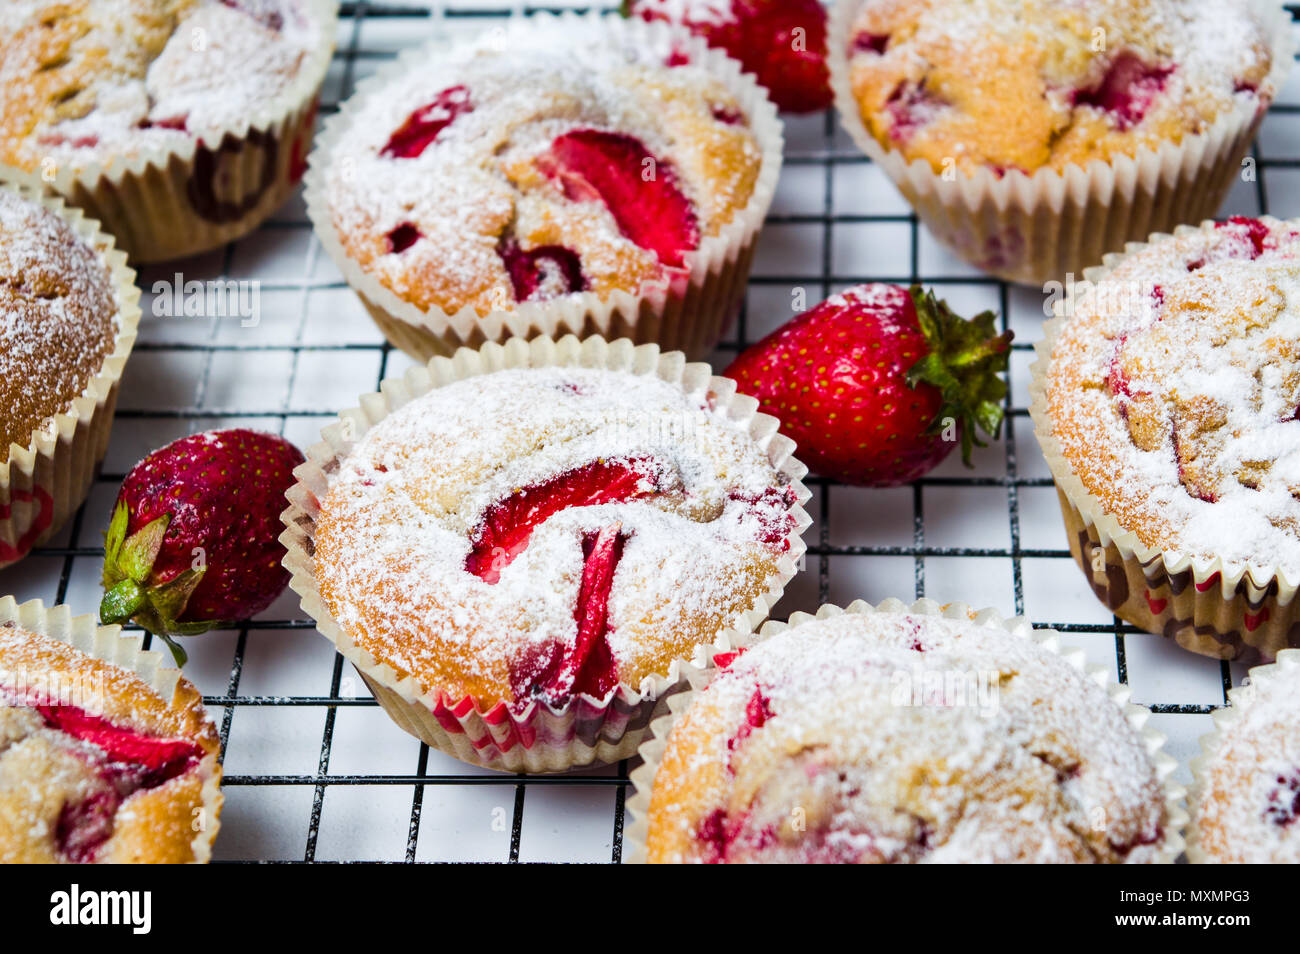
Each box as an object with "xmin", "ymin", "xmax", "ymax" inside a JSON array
[
  {"xmin": 1192, "ymin": 658, "xmax": 1300, "ymax": 863},
  {"xmin": 845, "ymin": 0, "xmax": 1277, "ymax": 175},
  {"xmin": 323, "ymin": 25, "xmax": 764, "ymax": 316},
  {"xmin": 0, "ymin": 0, "xmax": 324, "ymax": 172},
  {"xmin": 1044, "ymin": 216, "xmax": 1300, "ymax": 579},
  {"xmin": 0, "ymin": 620, "xmax": 220, "ymax": 863},
  {"xmin": 313, "ymin": 366, "xmax": 800, "ymax": 709},
  {"xmin": 644, "ymin": 610, "xmax": 1168, "ymax": 863},
  {"xmin": 0, "ymin": 187, "xmax": 118, "ymax": 463}
]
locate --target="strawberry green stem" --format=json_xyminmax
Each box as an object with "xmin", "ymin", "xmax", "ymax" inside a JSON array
[
  {"xmin": 905, "ymin": 285, "xmax": 1013, "ymax": 466},
  {"xmin": 155, "ymin": 633, "xmax": 189, "ymax": 667}
]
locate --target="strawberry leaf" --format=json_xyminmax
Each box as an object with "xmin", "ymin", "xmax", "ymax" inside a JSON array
[
  {"xmin": 100, "ymin": 579, "xmax": 144, "ymax": 626},
  {"xmin": 116, "ymin": 514, "xmax": 171, "ymax": 583},
  {"xmin": 149, "ymin": 566, "xmax": 206, "ymax": 624},
  {"xmin": 905, "ymin": 285, "xmax": 1013, "ymax": 466},
  {"xmin": 102, "ymin": 500, "xmax": 129, "ymax": 573}
]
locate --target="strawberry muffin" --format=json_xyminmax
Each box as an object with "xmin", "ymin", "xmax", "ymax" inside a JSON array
[
  {"xmin": 827, "ymin": 0, "xmax": 1293, "ymax": 283},
  {"xmin": 1031, "ymin": 216, "xmax": 1300, "ymax": 662},
  {"xmin": 308, "ymin": 12, "xmax": 781, "ymax": 361},
  {"xmin": 0, "ymin": 175, "xmax": 139, "ymax": 570},
  {"xmin": 634, "ymin": 604, "xmax": 1178, "ymax": 864},
  {"xmin": 286, "ymin": 338, "xmax": 809, "ymax": 773},
  {"xmin": 0, "ymin": 0, "xmax": 337, "ymax": 261},
  {"xmin": 0, "ymin": 604, "xmax": 222, "ymax": 863},
  {"xmin": 842, "ymin": 0, "xmax": 1276, "ymax": 175},
  {"xmin": 1189, "ymin": 651, "xmax": 1300, "ymax": 863}
]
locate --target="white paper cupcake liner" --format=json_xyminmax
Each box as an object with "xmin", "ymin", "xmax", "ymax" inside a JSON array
[
  {"xmin": 0, "ymin": 596, "xmax": 223, "ymax": 863},
  {"xmin": 37, "ymin": 0, "xmax": 338, "ymax": 264},
  {"xmin": 1187, "ymin": 649, "xmax": 1300, "ymax": 863},
  {"xmin": 0, "ymin": 170, "xmax": 141, "ymax": 571},
  {"xmin": 280, "ymin": 335, "xmax": 811, "ymax": 774},
  {"xmin": 1029, "ymin": 220, "xmax": 1300, "ymax": 664},
  {"xmin": 304, "ymin": 10, "xmax": 784, "ymax": 363},
  {"xmin": 827, "ymin": 0, "xmax": 1295, "ymax": 286},
  {"xmin": 624, "ymin": 597, "xmax": 1187, "ymax": 864}
]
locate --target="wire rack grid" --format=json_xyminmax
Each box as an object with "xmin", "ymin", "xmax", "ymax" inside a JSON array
[{"xmin": 7, "ymin": 1, "xmax": 1300, "ymax": 863}]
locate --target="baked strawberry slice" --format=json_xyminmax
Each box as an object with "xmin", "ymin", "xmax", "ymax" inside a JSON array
[
  {"xmin": 220, "ymin": 0, "xmax": 284, "ymax": 32},
  {"xmin": 387, "ymin": 223, "xmax": 421, "ymax": 253},
  {"xmin": 537, "ymin": 129, "xmax": 700, "ymax": 269},
  {"xmin": 726, "ymin": 284, "xmax": 1011, "ymax": 486},
  {"xmin": 381, "ymin": 84, "xmax": 474, "ymax": 159},
  {"xmin": 99, "ymin": 429, "xmax": 305, "ymax": 664},
  {"xmin": 626, "ymin": 0, "xmax": 832, "ymax": 113},
  {"xmin": 34, "ymin": 702, "xmax": 204, "ymax": 788},
  {"xmin": 1265, "ymin": 769, "xmax": 1300, "ymax": 827},
  {"xmin": 465, "ymin": 457, "xmax": 659, "ymax": 584},
  {"xmin": 883, "ymin": 80, "xmax": 948, "ymax": 144},
  {"xmin": 0, "ymin": 686, "xmax": 209, "ymax": 862},
  {"xmin": 1072, "ymin": 51, "xmax": 1173, "ymax": 130},
  {"xmin": 1185, "ymin": 217, "xmax": 1272, "ymax": 270},
  {"xmin": 853, "ymin": 32, "xmax": 890, "ymax": 55},
  {"xmin": 507, "ymin": 524, "xmax": 625, "ymax": 704},
  {"xmin": 497, "ymin": 238, "xmax": 587, "ymax": 302},
  {"xmin": 727, "ymin": 686, "xmax": 774, "ymax": 754}
]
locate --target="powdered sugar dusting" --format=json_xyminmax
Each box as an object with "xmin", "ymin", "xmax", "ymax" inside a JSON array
[
  {"xmin": 648, "ymin": 612, "xmax": 1167, "ymax": 864},
  {"xmin": 0, "ymin": 0, "xmax": 322, "ymax": 168},
  {"xmin": 0, "ymin": 188, "xmax": 118, "ymax": 461},
  {"xmin": 632, "ymin": 0, "xmax": 736, "ymax": 29},
  {"xmin": 847, "ymin": 0, "xmax": 1277, "ymax": 173},
  {"xmin": 0, "ymin": 621, "xmax": 218, "ymax": 863},
  {"xmin": 313, "ymin": 366, "xmax": 795, "ymax": 706},
  {"xmin": 324, "ymin": 19, "xmax": 762, "ymax": 315},
  {"xmin": 1048, "ymin": 217, "xmax": 1300, "ymax": 578},
  {"xmin": 1194, "ymin": 663, "xmax": 1300, "ymax": 863}
]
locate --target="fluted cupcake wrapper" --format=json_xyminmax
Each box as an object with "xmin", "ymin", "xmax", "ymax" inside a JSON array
[
  {"xmin": 1028, "ymin": 219, "xmax": 1300, "ymax": 664},
  {"xmin": 0, "ymin": 596, "xmax": 223, "ymax": 863},
  {"xmin": 304, "ymin": 10, "xmax": 784, "ymax": 364},
  {"xmin": 34, "ymin": 0, "xmax": 338, "ymax": 264},
  {"xmin": 0, "ymin": 170, "xmax": 141, "ymax": 571},
  {"xmin": 624, "ymin": 597, "xmax": 1187, "ymax": 864},
  {"xmin": 826, "ymin": 0, "xmax": 1295, "ymax": 287},
  {"xmin": 1186, "ymin": 649, "xmax": 1300, "ymax": 863},
  {"xmin": 279, "ymin": 335, "xmax": 811, "ymax": 774}
]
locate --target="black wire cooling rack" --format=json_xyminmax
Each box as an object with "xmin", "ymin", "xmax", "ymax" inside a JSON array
[{"xmin": 8, "ymin": 0, "xmax": 1300, "ymax": 862}]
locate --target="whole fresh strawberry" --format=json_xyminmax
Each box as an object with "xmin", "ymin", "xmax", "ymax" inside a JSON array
[
  {"xmin": 626, "ymin": 0, "xmax": 832, "ymax": 113},
  {"xmin": 99, "ymin": 429, "xmax": 305, "ymax": 663},
  {"xmin": 726, "ymin": 285, "xmax": 1012, "ymax": 486}
]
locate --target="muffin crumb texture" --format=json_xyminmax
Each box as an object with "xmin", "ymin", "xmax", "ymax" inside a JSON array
[{"xmin": 646, "ymin": 611, "xmax": 1167, "ymax": 863}]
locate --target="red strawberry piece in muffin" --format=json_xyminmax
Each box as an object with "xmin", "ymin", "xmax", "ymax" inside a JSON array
[{"xmin": 627, "ymin": 0, "xmax": 831, "ymax": 113}]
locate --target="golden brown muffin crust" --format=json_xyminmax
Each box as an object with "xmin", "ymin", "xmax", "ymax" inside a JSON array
[{"xmin": 0, "ymin": 186, "xmax": 117, "ymax": 463}]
